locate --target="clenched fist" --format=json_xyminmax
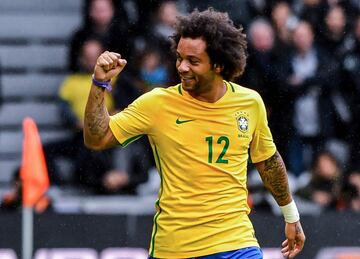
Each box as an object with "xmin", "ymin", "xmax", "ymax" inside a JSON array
[{"xmin": 94, "ymin": 51, "xmax": 127, "ymax": 82}]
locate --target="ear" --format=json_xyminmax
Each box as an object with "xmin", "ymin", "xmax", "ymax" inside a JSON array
[{"xmin": 213, "ymin": 63, "xmax": 223, "ymax": 73}]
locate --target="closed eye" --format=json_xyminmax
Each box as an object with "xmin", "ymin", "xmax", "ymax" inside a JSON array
[{"xmin": 190, "ymin": 60, "xmax": 199, "ymax": 65}]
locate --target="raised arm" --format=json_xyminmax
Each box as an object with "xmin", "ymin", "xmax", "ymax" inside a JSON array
[
  {"xmin": 84, "ymin": 51, "xmax": 127, "ymax": 150},
  {"xmin": 254, "ymin": 151, "xmax": 306, "ymax": 258}
]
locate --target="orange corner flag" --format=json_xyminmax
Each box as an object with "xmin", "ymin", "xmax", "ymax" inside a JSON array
[{"xmin": 20, "ymin": 117, "xmax": 50, "ymax": 208}]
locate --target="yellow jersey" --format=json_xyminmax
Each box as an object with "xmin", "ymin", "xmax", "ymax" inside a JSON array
[{"xmin": 109, "ymin": 81, "xmax": 276, "ymax": 258}]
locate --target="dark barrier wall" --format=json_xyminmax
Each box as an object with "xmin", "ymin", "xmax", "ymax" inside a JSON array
[{"xmin": 0, "ymin": 212, "xmax": 359, "ymax": 259}]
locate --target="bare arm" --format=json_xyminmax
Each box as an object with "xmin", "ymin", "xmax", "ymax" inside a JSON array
[
  {"xmin": 254, "ymin": 150, "xmax": 292, "ymax": 206},
  {"xmin": 83, "ymin": 51, "xmax": 127, "ymax": 150},
  {"xmin": 254, "ymin": 151, "xmax": 306, "ymax": 258}
]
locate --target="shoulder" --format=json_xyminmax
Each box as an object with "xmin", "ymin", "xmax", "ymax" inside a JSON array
[
  {"xmin": 227, "ymin": 81, "xmax": 266, "ymax": 116},
  {"xmin": 139, "ymin": 84, "xmax": 181, "ymax": 98},
  {"xmin": 228, "ymin": 81, "xmax": 263, "ymax": 101},
  {"xmin": 131, "ymin": 84, "xmax": 180, "ymax": 105}
]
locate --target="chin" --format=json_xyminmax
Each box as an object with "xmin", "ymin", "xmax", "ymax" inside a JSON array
[
  {"xmin": 181, "ymin": 80, "xmax": 196, "ymax": 91},
  {"xmin": 182, "ymin": 83, "xmax": 193, "ymax": 91},
  {"xmin": 183, "ymin": 85, "xmax": 201, "ymax": 95}
]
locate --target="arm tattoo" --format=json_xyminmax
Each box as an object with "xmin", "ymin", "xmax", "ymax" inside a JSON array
[
  {"xmin": 84, "ymin": 86, "xmax": 110, "ymax": 144},
  {"xmin": 295, "ymin": 223, "xmax": 302, "ymax": 234},
  {"xmin": 86, "ymin": 90, "xmax": 108, "ymax": 138},
  {"xmin": 255, "ymin": 151, "xmax": 292, "ymax": 206}
]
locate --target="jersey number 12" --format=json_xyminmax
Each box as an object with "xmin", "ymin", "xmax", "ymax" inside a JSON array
[{"xmin": 205, "ymin": 136, "xmax": 229, "ymax": 164}]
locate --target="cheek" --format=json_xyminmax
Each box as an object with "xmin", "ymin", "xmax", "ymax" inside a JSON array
[{"xmin": 199, "ymin": 69, "xmax": 216, "ymax": 80}]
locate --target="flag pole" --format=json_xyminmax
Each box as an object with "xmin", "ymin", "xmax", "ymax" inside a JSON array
[
  {"xmin": 22, "ymin": 207, "xmax": 33, "ymax": 259},
  {"xmin": 20, "ymin": 117, "xmax": 50, "ymax": 259}
]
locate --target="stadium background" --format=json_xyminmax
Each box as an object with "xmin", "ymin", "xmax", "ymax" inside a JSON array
[{"xmin": 0, "ymin": 1, "xmax": 359, "ymax": 259}]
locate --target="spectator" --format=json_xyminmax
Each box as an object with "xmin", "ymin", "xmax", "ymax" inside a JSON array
[
  {"xmin": 130, "ymin": 0, "xmax": 166, "ymax": 39},
  {"xmin": 138, "ymin": 47, "xmax": 169, "ymax": 89},
  {"xmin": 50, "ymin": 36, "xmax": 151, "ymax": 195},
  {"xmin": 339, "ymin": 168, "xmax": 360, "ymax": 211},
  {"xmin": 326, "ymin": 0, "xmax": 359, "ymax": 21},
  {"xmin": 318, "ymin": 5, "xmax": 349, "ymax": 59},
  {"xmin": 102, "ymin": 136, "xmax": 153, "ymax": 194},
  {"xmin": 286, "ymin": 21, "xmax": 341, "ymax": 175},
  {"xmin": 346, "ymin": 169, "xmax": 360, "ymax": 211},
  {"xmin": 293, "ymin": 0, "xmax": 329, "ymax": 39},
  {"xmin": 68, "ymin": 0, "xmax": 132, "ymax": 72},
  {"xmin": 239, "ymin": 18, "xmax": 292, "ymax": 166},
  {"xmin": 69, "ymin": 0, "xmax": 114, "ymax": 72},
  {"xmin": 241, "ymin": 18, "xmax": 278, "ymax": 109},
  {"xmin": 270, "ymin": 1, "xmax": 298, "ymax": 49},
  {"xmin": 296, "ymin": 151, "xmax": 342, "ymax": 210},
  {"xmin": 151, "ymin": 0, "xmax": 179, "ymax": 45},
  {"xmin": 0, "ymin": 168, "xmax": 51, "ymax": 213},
  {"xmin": 313, "ymin": 6, "xmax": 353, "ymax": 165},
  {"xmin": 186, "ymin": 0, "xmax": 252, "ymax": 27},
  {"xmin": 44, "ymin": 38, "xmax": 115, "ymax": 192},
  {"xmin": 148, "ymin": 0, "xmax": 180, "ymax": 84},
  {"xmin": 244, "ymin": 0, "xmax": 275, "ymax": 20},
  {"xmin": 341, "ymin": 16, "xmax": 360, "ymax": 168},
  {"xmin": 113, "ymin": 46, "xmax": 169, "ymax": 111}
]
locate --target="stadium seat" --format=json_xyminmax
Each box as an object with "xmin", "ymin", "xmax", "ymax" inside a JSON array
[
  {"xmin": 0, "ymin": 45, "xmax": 67, "ymax": 71},
  {"xmin": 2, "ymin": 74, "xmax": 65, "ymax": 100},
  {"xmin": 0, "ymin": 159, "xmax": 19, "ymax": 183},
  {"xmin": 0, "ymin": 130, "xmax": 72, "ymax": 155},
  {"xmin": 0, "ymin": 14, "xmax": 81, "ymax": 42},
  {"xmin": 0, "ymin": 102, "xmax": 61, "ymax": 127},
  {"xmin": 0, "ymin": 0, "xmax": 81, "ymax": 13}
]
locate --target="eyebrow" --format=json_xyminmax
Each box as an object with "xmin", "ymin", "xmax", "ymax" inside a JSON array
[{"xmin": 176, "ymin": 51, "xmax": 201, "ymax": 60}]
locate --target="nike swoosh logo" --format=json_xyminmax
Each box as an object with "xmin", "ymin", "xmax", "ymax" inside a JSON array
[{"xmin": 176, "ymin": 118, "xmax": 195, "ymax": 124}]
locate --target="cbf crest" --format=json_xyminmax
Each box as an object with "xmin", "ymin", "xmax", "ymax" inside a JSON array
[{"xmin": 235, "ymin": 111, "xmax": 250, "ymax": 133}]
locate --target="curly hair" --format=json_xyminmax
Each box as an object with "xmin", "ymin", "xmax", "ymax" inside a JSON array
[{"xmin": 171, "ymin": 8, "xmax": 247, "ymax": 81}]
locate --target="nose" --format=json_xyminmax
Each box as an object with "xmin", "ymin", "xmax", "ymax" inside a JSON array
[{"xmin": 177, "ymin": 60, "xmax": 190, "ymax": 73}]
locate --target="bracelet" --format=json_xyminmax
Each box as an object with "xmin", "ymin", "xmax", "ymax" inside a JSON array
[
  {"xmin": 280, "ymin": 200, "xmax": 300, "ymax": 223},
  {"xmin": 92, "ymin": 74, "xmax": 112, "ymax": 92}
]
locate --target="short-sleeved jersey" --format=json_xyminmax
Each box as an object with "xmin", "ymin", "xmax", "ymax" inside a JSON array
[{"xmin": 109, "ymin": 81, "xmax": 276, "ymax": 259}]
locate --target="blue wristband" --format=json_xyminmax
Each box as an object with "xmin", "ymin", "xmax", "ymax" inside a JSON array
[{"xmin": 92, "ymin": 74, "xmax": 112, "ymax": 92}]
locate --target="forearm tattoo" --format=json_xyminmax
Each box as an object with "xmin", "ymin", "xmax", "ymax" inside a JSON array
[
  {"xmin": 84, "ymin": 87, "xmax": 109, "ymax": 140},
  {"xmin": 256, "ymin": 151, "xmax": 292, "ymax": 206},
  {"xmin": 295, "ymin": 222, "xmax": 303, "ymax": 234}
]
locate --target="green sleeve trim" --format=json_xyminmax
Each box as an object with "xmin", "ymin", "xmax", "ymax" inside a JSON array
[
  {"xmin": 229, "ymin": 82, "xmax": 235, "ymax": 92},
  {"xmin": 150, "ymin": 200, "xmax": 161, "ymax": 257},
  {"xmin": 178, "ymin": 84, "xmax": 183, "ymax": 95},
  {"xmin": 120, "ymin": 135, "xmax": 143, "ymax": 147},
  {"xmin": 150, "ymin": 144, "xmax": 164, "ymax": 257}
]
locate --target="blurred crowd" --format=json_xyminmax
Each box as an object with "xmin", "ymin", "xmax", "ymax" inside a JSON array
[{"xmin": 1, "ymin": 0, "xmax": 360, "ymax": 214}]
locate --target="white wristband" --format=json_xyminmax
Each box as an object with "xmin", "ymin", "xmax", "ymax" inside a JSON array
[{"xmin": 280, "ymin": 200, "xmax": 300, "ymax": 223}]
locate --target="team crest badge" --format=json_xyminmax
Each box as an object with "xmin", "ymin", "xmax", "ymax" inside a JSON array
[{"xmin": 235, "ymin": 112, "xmax": 250, "ymax": 133}]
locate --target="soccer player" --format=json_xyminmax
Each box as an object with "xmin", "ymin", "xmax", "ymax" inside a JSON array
[{"xmin": 84, "ymin": 8, "xmax": 305, "ymax": 259}]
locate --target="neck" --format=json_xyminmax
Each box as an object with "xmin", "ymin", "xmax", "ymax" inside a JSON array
[
  {"xmin": 94, "ymin": 24, "xmax": 108, "ymax": 34},
  {"xmin": 298, "ymin": 47, "xmax": 312, "ymax": 57},
  {"xmin": 189, "ymin": 78, "xmax": 226, "ymax": 103}
]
